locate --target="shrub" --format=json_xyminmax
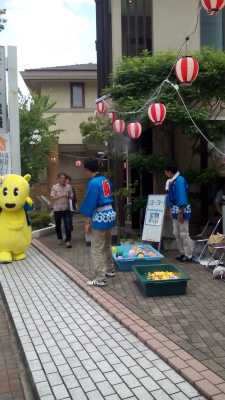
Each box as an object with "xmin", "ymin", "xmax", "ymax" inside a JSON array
[{"xmin": 27, "ymin": 211, "xmax": 52, "ymax": 231}]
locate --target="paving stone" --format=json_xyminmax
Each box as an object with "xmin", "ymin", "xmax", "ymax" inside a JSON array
[
  {"xmin": 96, "ymin": 360, "xmax": 113, "ymax": 373},
  {"xmin": 177, "ymin": 381, "xmax": 203, "ymax": 398},
  {"xmin": 47, "ymin": 372, "xmax": 63, "ymax": 386},
  {"xmin": 52, "ymin": 384, "xmax": 69, "ymax": 399},
  {"xmin": 139, "ymin": 375, "xmax": 161, "ymax": 392},
  {"xmin": 88, "ymin": 369, "xmax": 105, "ymax": 383},
  {"xmin": 113, "ymin": 382, "xmax": 133, "ymax": 398},
  {"xmin": 42, "ymin": 362, "xmax": 58, "ymax": 374},
  {"xmin": 79, "ymin": 377, "xmax": 97, "ymax": 392},
  {"xmin": 150, "ymin": 388, "xmax": 172, "ymax": 400},
  {"xmin": 36, "ymin": 381, "xmax": 52, "ymax": 396},
  {"xmin": 69, "ymin": 386, "xmax": 87, "ymax": 400},
  {"xmin": 57, "ymin": 364, "xmax": 72, "ymax": 377},
  {"xmin": 119, "ymin": 355, "xmax": 137, "ymax": 368},
  {"xmin": 129, "ymin": 365, "xmax": 148, "ymax": 379},
  {"xmin": 164, "ymin": 369, "xmax": 185, "ymax": 384},
  {"xmin": 96, "ymin": 380, "xmax": 115, "ymax": 396},
  {"xmin": 81, "ymin": 359, "xmax": 98, "ymax": 372},
  {"xmin": 121, "ymin": 374, "xmax": 140, "ymax": 389},
  {"xmin": 132, "ymin": 385, "xmax": 154, "ymax": 399},
  {"xmin": 32, "ymin": 370, "xmax": 47, "ymax": 384}
]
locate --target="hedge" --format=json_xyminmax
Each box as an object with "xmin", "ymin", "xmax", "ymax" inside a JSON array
[{"xmin": 27, "ymin": 211, "xmax": 52, "ymax": 231}]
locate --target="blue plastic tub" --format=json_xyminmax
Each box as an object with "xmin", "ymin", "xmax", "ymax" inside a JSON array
[{"xmin": 112, "ymin": 244, "xmax": 164, "ymax": 271}]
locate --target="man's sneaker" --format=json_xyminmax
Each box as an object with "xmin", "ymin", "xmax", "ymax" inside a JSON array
[
  {"xmin": 106, "ymin": 270, "xmax": 115, "ymax": 277},
  {"xmin": 179, "ymin": 256, "xmax": 193, "ymax": 263},
  {"xmin": 87, "ymin": 280, "xmax": 106, "ymax": 286},
  {"xmin": 66, "ymin": 241, "xmax": 72, "ymax": 248},
  {"xmin": 174, "ymin": 254, "xmax": 185, "ymax": 261},
  {"xmin": 58, "ymin": 239, "xmax": 63, "ymax": 245}
]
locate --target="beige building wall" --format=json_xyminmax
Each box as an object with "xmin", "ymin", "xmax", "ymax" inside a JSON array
[
  {"xmin": 40, "ymin": 80, "xmax": 97, "ymax": 145},
  {"xmin": 152, "ymin": 0, "xmax": 200, "ymax": 53},
  {"xmin": 111, "ymin": 0, "xmax": 122, "ymax": 67}
]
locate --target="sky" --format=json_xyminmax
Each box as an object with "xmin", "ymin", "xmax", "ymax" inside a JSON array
[{"xmin": 1, "ymin": 0, "xmax": 97, "ymax": 93}]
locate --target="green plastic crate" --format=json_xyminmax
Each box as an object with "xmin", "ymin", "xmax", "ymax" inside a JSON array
[{"xmin": 132, "ymin": 264, "xmax": 191, "ymax": 297}]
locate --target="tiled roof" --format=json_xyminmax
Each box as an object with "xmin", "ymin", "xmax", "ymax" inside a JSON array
[{"xmin": 23, "ymin": 63, "xmax": 97, "ymax": 72}]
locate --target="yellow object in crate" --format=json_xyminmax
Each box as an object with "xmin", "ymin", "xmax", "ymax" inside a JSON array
[{"xmin": 146, "ymin": 271, "xmax": 178, "ymax": 280}]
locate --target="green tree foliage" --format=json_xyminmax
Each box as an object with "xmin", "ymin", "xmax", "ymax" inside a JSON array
[
  {"xmin": 0, "ymin": 9, "xmax": 7, "ymax": 32},
  {"xmin": 128, "ymin": 150, "xmax": 167, "ymax": 173},
  {"xmin": 19, "ymin": 90, "xmax": 64, "ymax": 183},
  {"xmin": 104, "ymin": 47, "xmax": 225, "ymax": 181},
  {"xmin": 80, "ymin": 115, "xmax": 113, "ymax": 146}
]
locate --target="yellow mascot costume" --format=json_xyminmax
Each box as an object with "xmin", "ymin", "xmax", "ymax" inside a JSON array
[{"xmin": 0, "ymin": 174, "xmax": 34, "ymax": 262}]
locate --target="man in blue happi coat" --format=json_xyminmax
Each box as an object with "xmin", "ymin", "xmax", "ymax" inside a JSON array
[
  {"xmin": 79, "ymin": 158, "xmax": 116, "ymax": 285},
  {"xmin": 164, "ymin": 162, "xmax": 193, "ymax": 263}
]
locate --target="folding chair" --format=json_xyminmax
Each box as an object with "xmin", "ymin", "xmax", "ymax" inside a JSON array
[
  {"xmin": 205, "ymin": 240, "xmax": 225, "ymax": 271},
  {"xmin": 191, "ymin": 216, "xmax": 222, "ymax": 262}
]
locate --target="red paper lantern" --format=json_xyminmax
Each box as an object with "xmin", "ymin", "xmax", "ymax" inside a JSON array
[
  {"xmin": 148, "ymin": 103, "xmax": 166, "ymax": 125},
  {"xmin": 201, "ymin": 0, "xmax": 225, "ymax": 14},
  {"xmin": 106, "ymin": 112, "xmax": 116, "ymax": 124},
  {"xmin": 113, "ymin": 119, "xmax": 125, "ymax": 133},
  {"xmin": 51, "ymin": 157, "xmax": 56, "ymax": 164},
  {"xmin": 175, "ymin": 56, "xmax": 199, "ymax": 86},
  {"xmin": 124, "ymin": 162, "xmax": 126, "ymax": 169},
  {"xmin": 93, "ymin": 110, "xmax": 99, "ymax": 117},
  {"xmin": 76, "ymin": 160, "xmax": 82, "ymax": 167},
  {"xmin": 127, "ymin": 122, "xmax": 142, "ymax": 139},
  {"xmin": 96, "ymin": 102, "xmax": 106, "ymax": 113}
]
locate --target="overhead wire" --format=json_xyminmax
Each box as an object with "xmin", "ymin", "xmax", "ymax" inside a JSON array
[{"xmin": 96, "ymin": 1, "xmax": 225, "ymax": 157}]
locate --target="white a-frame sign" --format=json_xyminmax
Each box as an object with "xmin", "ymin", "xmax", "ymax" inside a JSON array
[{"xmin": 142, "ymin": 194, "xmax": 167, "ymax": 251}]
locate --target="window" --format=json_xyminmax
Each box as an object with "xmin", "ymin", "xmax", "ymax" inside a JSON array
[
  {"xmin": 71, "ymin": 83, "xmax": 84, "ymax": 108},
  {"xmin": 200, "ymin": 8, "xmax": 224, "ymax": 50}
]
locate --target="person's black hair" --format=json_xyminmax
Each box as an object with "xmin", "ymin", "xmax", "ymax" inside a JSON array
[
  {"xmin": 163, "ymin": 162, "xmax": 178, "ymax": 174},
  {"xmin": 66, "ymin": 176, "xmax": 71, "ymax": 182},
  {"xmin": 58, "ymin": 172, "xmax": 68, "ymax": 178},
  {"xmin": 84, "ymin": 158, "xmax": 99, "ymax": 173}
]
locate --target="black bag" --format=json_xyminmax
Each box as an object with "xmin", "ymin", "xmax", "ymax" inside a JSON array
[{"xmin": 66, "ymin": 211, "xmax": 73, "ymax": 232}]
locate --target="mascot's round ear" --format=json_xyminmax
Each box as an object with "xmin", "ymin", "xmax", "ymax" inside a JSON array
[{"xmin": 24, "ymin": 174, "xmax": 31, "ymax": 182}]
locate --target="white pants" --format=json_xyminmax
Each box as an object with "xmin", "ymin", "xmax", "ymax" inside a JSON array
[{"xmin": 172, "ymin": 218, "xmax": 192, "ymax": 259}]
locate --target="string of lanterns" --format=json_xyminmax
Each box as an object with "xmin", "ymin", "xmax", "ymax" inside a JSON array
[
  {"xmin": 94, "ymin": 55, "xmax": 199, "ymax": 138},
  {"xmin": 52, "ymin": 153, "xmax": 110, "ymax": 168},
  {"xmin": 92, "ymin": 2, "xmax": 225, "ymax": 145}
]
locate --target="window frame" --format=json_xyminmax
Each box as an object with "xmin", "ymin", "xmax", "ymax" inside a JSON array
[{"xmin": 70, "ymin": 83, "xmax": 85, "ymax": 108}]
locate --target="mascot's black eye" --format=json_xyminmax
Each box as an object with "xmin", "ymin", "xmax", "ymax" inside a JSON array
[
  {"xmin": 14, "ymin": 188, "xmax": 19, "ymax": 196},
  {"xmin": 3, "ymin": 187, "xmax": 7, "ymax": 196}
]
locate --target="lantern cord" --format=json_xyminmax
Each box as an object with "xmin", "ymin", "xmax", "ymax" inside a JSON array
[
  {"xmin": 123, "ymin": 0, "xmax": 202, "ymax": 114},
  {"xmin": 98, "ymin": 1, "xmax": 202, "ymax": 114},
  {"xmin": 166, "ymin": 1, "xmax": 202, "ymax": 82},
  {"xmin": 59, "ymin": 152, "xmax": 108, "ymax": 160},
  {"xmin": 93, "ymin": 2, "xmax": 224, "ymax": 157},
  {"xmin": 167, "ymin": 81, "xmax": 225, "ymax": 157}
]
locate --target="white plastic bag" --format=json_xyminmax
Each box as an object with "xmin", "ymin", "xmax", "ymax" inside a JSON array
[{"xmin": 213, "ymin": 265, "xmax": 225, "ymax": 279}]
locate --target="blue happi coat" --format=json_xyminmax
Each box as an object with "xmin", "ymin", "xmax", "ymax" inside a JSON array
[
  {"xmin": 167, "ymin": 175, "xmax": 191, "ymax": 220},
  {"xmin": 79, "ymin": 175, "xmax": 116, "ymax": 229}
]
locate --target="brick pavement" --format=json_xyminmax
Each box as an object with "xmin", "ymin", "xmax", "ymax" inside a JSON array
[
  {"xmin": 0, "ymin": 291, "xmax": 35, "ymax": 400},
  {"xmin": 1, "ymin": 246, "xmax": 207, "ymax": 400},
  {"xmin": 0, "ymin": 213, "xmax": 225, "ymax": 399},
  {"xmin": 37, "ymin": 214, "xmax": 225, "ymax": 382}
]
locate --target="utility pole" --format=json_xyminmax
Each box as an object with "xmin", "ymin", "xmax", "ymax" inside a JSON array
[{"xmin": 7, "ymin": 46, "xmax": 21, "ymax": 174}]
